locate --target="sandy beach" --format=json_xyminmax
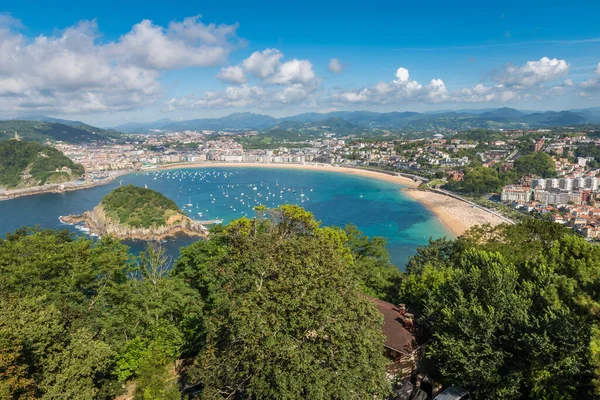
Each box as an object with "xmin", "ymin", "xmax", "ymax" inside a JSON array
[
  {"xmin": 403, "ymin": 188, "xmax": 506, "ymax": 236},
  {"xmin": 155, "ymin": 162, "xmax": 509, "ymax": 237},
  {"xmin": 156, "ymin": 162, "xmax": 422, "ymax": 188}
]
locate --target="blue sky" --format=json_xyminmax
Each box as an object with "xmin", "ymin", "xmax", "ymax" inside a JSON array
[{"xmin": 1, "ymin": 0, "xmax": 600, "ymax": 126}]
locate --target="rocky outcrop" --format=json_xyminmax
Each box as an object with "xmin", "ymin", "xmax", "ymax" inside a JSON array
[{"xmin": 60, "ymin": 204, "xmax": 208, "ymax": 240}]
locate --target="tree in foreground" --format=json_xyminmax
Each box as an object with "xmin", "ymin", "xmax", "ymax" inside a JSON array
[
  {"xmin": 174, "ymin": 205, "xmax": 391, "ymax": 399},
  {"xmin": 401, "ymin": 220, "xmax": 599, "ymax": 400}
]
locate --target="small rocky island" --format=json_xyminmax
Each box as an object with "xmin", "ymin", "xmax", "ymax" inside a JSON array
[{"xmin": 61, "ymin": 185, "xmax": 208, "ymax": 240}]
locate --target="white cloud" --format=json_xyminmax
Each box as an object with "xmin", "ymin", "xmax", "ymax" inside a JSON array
[
  {"xmin": 166, "ymin": 82, "xmax": 318, "ymax": 110},
  {"xmin": 497, "ymin": 57, "xmax": 570, "ymax": 87},
  {"xmin": 242, "ymin": 48, "xmax": 283, "ymax": 79},
  {"xmin": 332, "ymin": 67, "xmax": 447, "ymax": 105},
  {"xmin": 578, "ymin": 62, "xmax": 600, "ymax": 95},
  {"xmin": 269, "ymin": 59, "xmax": 317, "ymax": 85},
  {"xmin": 328, "ymin": 58, "xmax": 343, "ymax": 74},
  {"xmin": 168, "ymin": 48, "xmax": 320, "ymax": 110},
  {"xmin": 217, "ymin": 65, "xmax": 247, "ymax": 84},
  {"xmin": 426, "ymin": 79, "xmax": 449, "ymax": 102},
  {"xmin": 0, "ymin": 16, "xmax": 241, "ymax": 114},
  {"xmin": 167, "ymin": 85, "xmax": 266, "ymax": 109},
  {"xmin": 453, "ymin": 84, "xmax": 519, "ymax": 103},
  {"xmin": 395, "ymin": 67, "xmax": 410, "ymax": 82}
]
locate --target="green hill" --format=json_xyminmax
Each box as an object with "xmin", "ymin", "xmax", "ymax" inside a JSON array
[
  {"xmin": 100, "ymin": 185, "xmax": 185, "ymax": 228},
  {"xmin": 0, "ymin": 120, "xmax": 121, "ymax": 144},
  {"xmin": 0, "ymin": 140, "xmax": 85, "ymax": 188}
]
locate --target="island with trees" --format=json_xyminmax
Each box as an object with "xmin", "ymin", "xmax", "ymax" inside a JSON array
[
  {"xmin": 61, "ymin": 185, "xmax": 207, "ymax": 240},
  {"xmin": 0, "ymin": 140, "xmax": 85, "ymax": 189}
]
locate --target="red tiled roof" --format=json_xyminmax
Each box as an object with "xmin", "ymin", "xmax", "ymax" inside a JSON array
[{"xmin": 369, "ymin": 297, "xmax": 415, "ymax": 355}]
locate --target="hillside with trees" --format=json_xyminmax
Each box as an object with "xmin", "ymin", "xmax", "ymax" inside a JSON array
[
  {"xmin": 0, "ymin": 120, "xmax": 120, "ymax": 144},
  {"xmin": 0, "ymin": 140, "xmax": 84, "ymax": 188}
]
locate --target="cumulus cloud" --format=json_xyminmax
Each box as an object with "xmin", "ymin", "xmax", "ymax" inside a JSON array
[
  {"xmin": 497, "ymin": 57, "xmax": 570, "ymax": 87},
  {"xmin": 269, "ymin": 59, "xmax": 317, "ymax": 85},
  {"xmin": 395, "ymin": 67, "xmax": 409, "ymax": 82},
  {"xmin": 217, "ymin": 65, "xmax": 247, "ymax": 84},
  {"xmin": 242, "ymin": 48, "xmax": 284, "ymax": 79},
  {"xmin": 328, "ymin": 58, "xmax": 343, "ymax": 74},
  {"xmin": 166, "ymin": 82, "xmax": 317, "ymax": 110},
  {"xmin": 0, "ymin": 15, "xmax": 241, "ymax": 114},
  {"xmin": 167, "ymin": 48, "xmax": 320, "ymax": 109},
  {"xmin": 577, "ymin": 63, "xmax": 600, "ymax": 95},
  {"xmin": 332, "ymin": 67, "xmax": 446, "ymax": 105}
]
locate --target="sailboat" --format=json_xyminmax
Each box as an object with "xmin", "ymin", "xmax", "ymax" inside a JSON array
[{"xmin": 187, "ymin": 198, "xmax": 193, "ymax": 207}]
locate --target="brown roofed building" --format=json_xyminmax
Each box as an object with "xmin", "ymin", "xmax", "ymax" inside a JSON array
[{"xmin": 369, "ymin": 297, "xmax": 417, "ymax": 377}]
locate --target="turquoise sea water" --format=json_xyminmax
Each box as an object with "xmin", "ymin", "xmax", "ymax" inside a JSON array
[{"xmin": 0, "ymin": 167, "xmax": 450, "ymax": 268}]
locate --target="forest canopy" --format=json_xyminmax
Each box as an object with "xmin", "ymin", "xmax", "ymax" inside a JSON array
[{"xmin": 0, "ymin": 205, "xmax": 399, "ymax": 399}]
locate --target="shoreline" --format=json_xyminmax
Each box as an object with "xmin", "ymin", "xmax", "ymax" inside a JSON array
[
  {"xmin": 1, "ymin": 161, "xmax": 506, "ymax": 237},
  {"xmin": 402, "ymin": 188, "xmax": 506, "ymax": 236},
  {"xmin": 153, "ymin": 162, "xmax": 422, "ymax": 188},
  {"xmin": 0, "ymin": 170, "xmax": 131, "ymax": 201}
]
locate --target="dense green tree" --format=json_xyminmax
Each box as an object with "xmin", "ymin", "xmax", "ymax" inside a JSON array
[
  {"xmin": 0, "ymin": 229, "xmax": 201, "ymax": 399},
  {"xmin": 513, "ymin": 152, "xmax": 556, "ymax": 178},
  {"xmin": 343, "ymin": 224, "xmax": 403, "ymax": 302},
  {"xmin": 173, "ymin": 205, "xmax": 391, "ymax": 399},
  {"xmin": 401, "ymin": 221, "xmax": 600, "ymax": 399},
  {"xmin": 457, "ymin": 167, "xmax": 503, "ymax": 194}
]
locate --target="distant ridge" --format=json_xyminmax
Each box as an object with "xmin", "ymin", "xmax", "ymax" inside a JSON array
[
  {"xmin": 4, "ymin": 107, "xmax": 600, "ymax": 137},
  {"xmin": 111, "ymin": 107, "xmax": 600, "ymax": 133}
]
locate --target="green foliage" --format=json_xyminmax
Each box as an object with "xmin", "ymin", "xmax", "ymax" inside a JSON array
[
  {"xmin": 0, "ymin": 120, "xmax": 119, "ymax": 143},
  {"xmin": 100, "ymin": 185, "xmax": 182, "ymax": 228},
  {"xmin": 513, "ymin": 151, "xmax": 556, "ymax": 178},
  {"xmin": 0, "ymin": 230, "xmax": 201, "ymax": 399},
  {"xmin": 343, "ymin": 224, "xmax": 402, "ymax": 302},
  {"xmin": 447, "ymin": 166, "xmax": 503, "ymax": 194},
  {"xmin": 401, "ymin": 220, "xmax": 600, "ymax": 399},
  {"xmin": 575, "ymin": 143, "xmax": 600, "ymax": 164},
  {"xmin": 173, "ymin": 205, "xmax": 391, "ymax": 399},
  {"xmin": 0, "ymin": 208, "xmax": 398, "ymax": 399},
  {"xmin": 0, "ymin": 140, "xmax": 84, "ymax": 188}
]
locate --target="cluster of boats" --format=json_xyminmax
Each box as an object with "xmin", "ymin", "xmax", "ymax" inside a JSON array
[{"xmin": 141, "ymin": 169, "xmax": 315, "ymax": 221}]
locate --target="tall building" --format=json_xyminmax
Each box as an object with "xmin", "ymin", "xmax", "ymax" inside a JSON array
[
  {"xmin": 586, "ymin": 177, "xmax": 599, "ymax": 191},
  {"xmin": 559, "ymin": 178, "xmax": 573, "ymax": 191},
  {"xmin": 534, "ymin": 138, "xmax": 545, "ymax": 152},
  {"xmin": 532, "ymin": 178, "xmax": 546, "ymax": 189},
  {"xmin": 501, "ymin": 186, "xmax": 531, "ymax": 202}
]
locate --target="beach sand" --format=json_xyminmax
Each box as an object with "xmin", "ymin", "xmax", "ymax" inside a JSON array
[
  {"xmin": 403, "ymin": 188, "xmax": 505, "ymax": 236},
  {"xmin": 155, "ymin": 162, "xmax": 505, "ymax": 237},
  {"xmin": 157, "ymin": 162, "xmax": 421, "ymax": 188}
]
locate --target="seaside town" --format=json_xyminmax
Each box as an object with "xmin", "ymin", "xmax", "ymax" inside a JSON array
[
  {"xmin": 3, "ymin": 124, "xmax": 580, "ymax": 239},
  {"xmin": 3, "ymin": 121, "xmax": 600, "ymax": 241}
]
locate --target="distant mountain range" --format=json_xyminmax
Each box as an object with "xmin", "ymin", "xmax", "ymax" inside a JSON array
[
  {"xmin": 113, "ymin": 108, "xmax": 600, "ymax": 133},
  {"xmin": 3, "ymin": 107, "xmax": 600, "ymax": 144}
]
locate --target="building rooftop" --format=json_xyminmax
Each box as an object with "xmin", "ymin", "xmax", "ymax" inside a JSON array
[{"xmin": 369, "ymin": 297, "xmax": 415, "ymax": 356}]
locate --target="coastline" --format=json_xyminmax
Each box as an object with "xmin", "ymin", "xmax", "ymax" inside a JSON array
[
  {"xmin": 1, "ymin": 161, "xmax": 507, "ymax": 238},
  {"xmin": 0, "ymin": 170, "xmax": 131, "ymax": 201},
  {"xmin": 154, "ymin": 162, "xmax": 422, "ymax": 188},
  {"xmin": 402, "ymin": 188, "xmax": 506, "ymax": 236}
]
